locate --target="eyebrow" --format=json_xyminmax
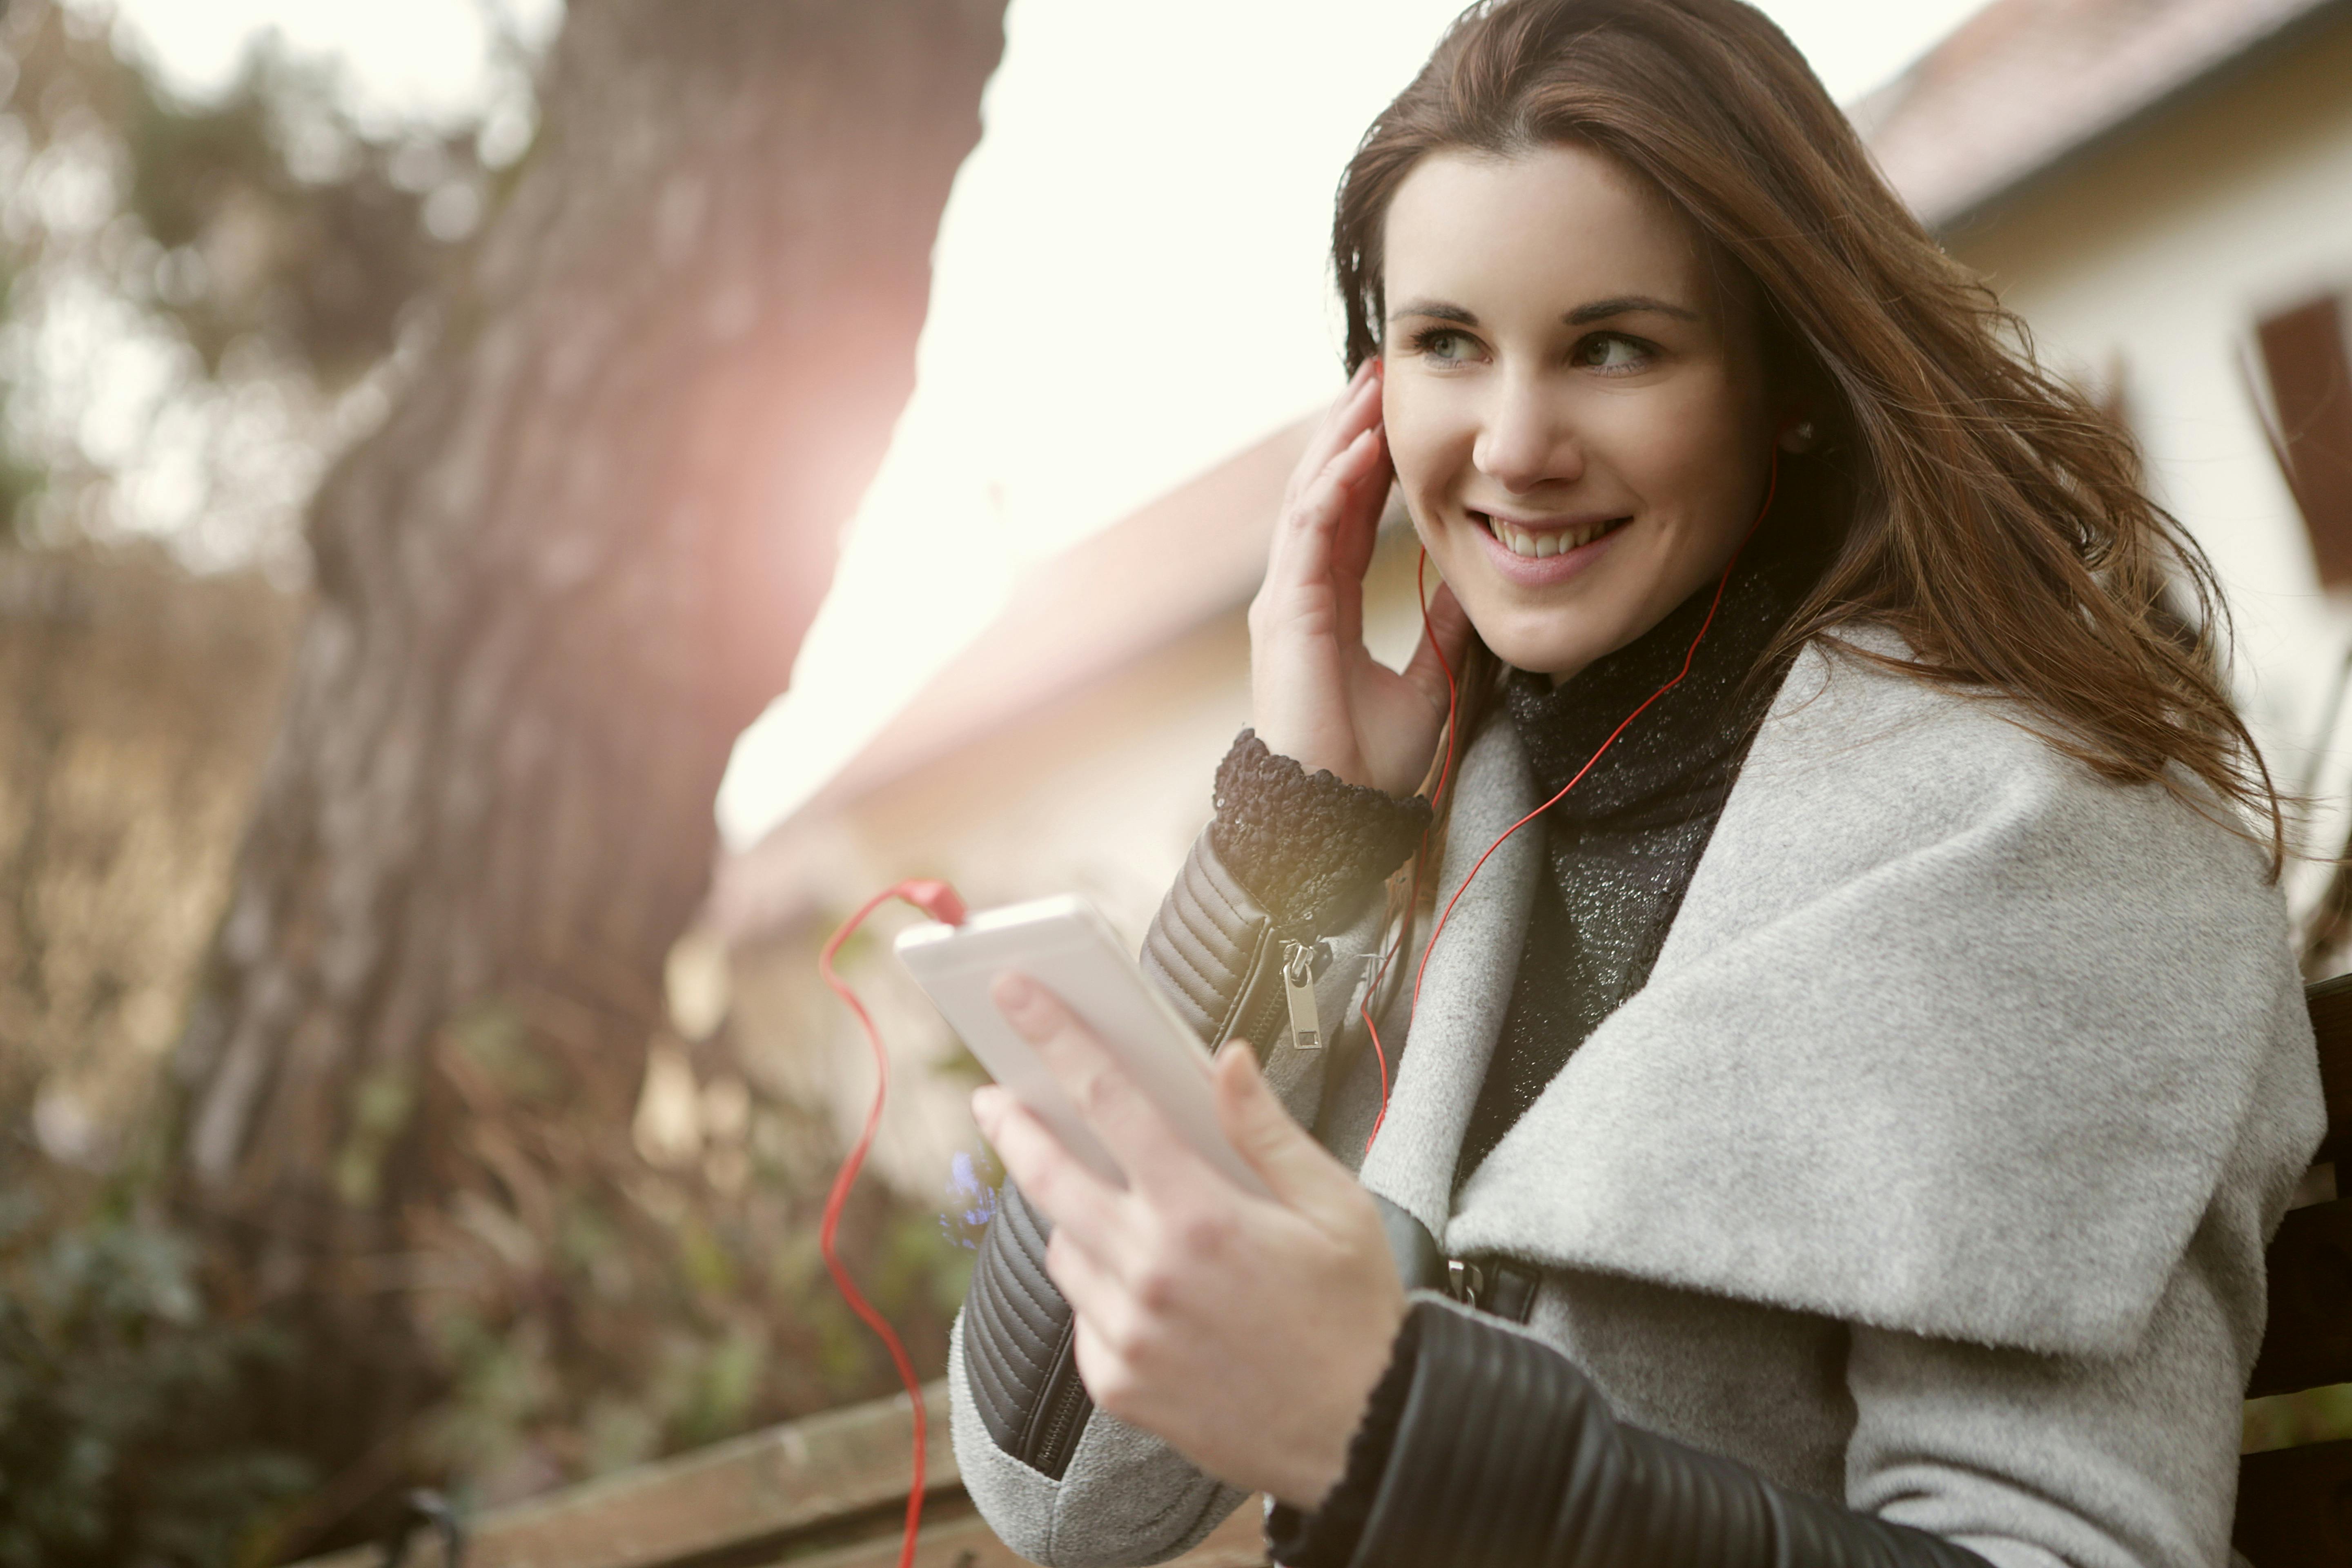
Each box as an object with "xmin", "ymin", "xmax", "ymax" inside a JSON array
[
  {"xmin": 1567, "ymin": 294, "xmax": 1699, "ymax": 325},
  {"xmin": 1384, "ymin": 294, "xmax": 1702, "ymax": 327}
]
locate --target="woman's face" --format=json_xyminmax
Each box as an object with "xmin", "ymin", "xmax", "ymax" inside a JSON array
[{"xmin": 1380, "ymin": 143, "xmax": 1778, "ymax": 679}]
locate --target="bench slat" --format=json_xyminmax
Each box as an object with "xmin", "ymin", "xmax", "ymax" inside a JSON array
[
  {"xmin": 2249, "ymin": 1196, "xmax": 2352, "ymax": 1399},
  {"xmin": 2249, "ymin": 977, "xmax": 2352, "ymax": 1402},
  {"xmin": 784, "ymin": 1495, "xmax": 1270, "ymax": 1568},
  {"xmin": 2237, "ymin": 1439, "xmax": 2352, "ymax": 1566},
  {"xmin": 288, "ymin": 1383, "xmax": 1271, "ymax": 1568}
]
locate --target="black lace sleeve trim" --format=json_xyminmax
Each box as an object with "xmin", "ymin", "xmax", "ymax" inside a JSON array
[{"xmin": 1206, "ymin": 730, "xmax": 1430, "ymax": 933}]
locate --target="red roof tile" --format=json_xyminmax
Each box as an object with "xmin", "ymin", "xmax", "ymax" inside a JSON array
[{"xmin": 1856, "ymin": 0, "xmax": 2344, "ymax": 229}]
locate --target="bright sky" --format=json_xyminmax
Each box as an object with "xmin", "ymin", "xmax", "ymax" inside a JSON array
[
  {"xmin": 104, "ymin": 0, "xmax": 564, "ymax": 129},
  {"xmin": 101, "ymin": 0, "xmax": 1990, "ymax": 850}
]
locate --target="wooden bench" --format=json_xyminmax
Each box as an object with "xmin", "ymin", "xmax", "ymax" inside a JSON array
[
  {"xmin": 290, "ymin": 1382, "xmax": 1269, "ymax": 1568},
  {"xmin": 297, "ymin": 976, "xmax": 2352, "ymax": 1568},
  {"xmin": 2235, "ymin": 971, "xmax": 2352, "ymax": 1565}
]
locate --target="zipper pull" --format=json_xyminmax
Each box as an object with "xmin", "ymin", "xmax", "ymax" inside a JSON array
[{"xmin": 1281, "ymin": 940, "xmax": 1323, "ymax": 1052}]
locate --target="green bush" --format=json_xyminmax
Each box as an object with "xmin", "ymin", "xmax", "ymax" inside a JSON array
[{"xmin": 0, "ymin": 1187, "xmax": 312, "ymax": 1568}]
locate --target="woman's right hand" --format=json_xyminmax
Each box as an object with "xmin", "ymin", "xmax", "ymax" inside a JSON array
[{"xmin": 1248, "ymin": 358, "xmax": 1472, "ymax": 796}]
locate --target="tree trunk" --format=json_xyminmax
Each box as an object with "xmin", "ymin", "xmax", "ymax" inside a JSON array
[{"xmin": 169, "ymin": 0, "xmax": 1004, "ymax": 1540}]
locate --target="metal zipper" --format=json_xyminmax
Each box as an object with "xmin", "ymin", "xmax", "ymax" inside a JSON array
[
  {"xmin": 1027, "ymin": 1333, "xmax": 1093, "ymax": 1478},
  {"xmin": 1280, "ymin": 940, "xmax": 1323, "ymax": 1051},
  {"xmin": 1238, "ymin": 971, "xmax": 1288, "ymax": 1059}
]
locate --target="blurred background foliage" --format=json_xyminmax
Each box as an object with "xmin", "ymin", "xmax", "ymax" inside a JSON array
[
  {"xmin": 0, "ymin": 1149, "xmax": 310, "ymax": 1568},
  {"xmin": 0, "ymin": 3, "xmax": 985, "ymax": 1562},
  {"xmin": 0, "ymin": 0, "xmax": 508, "ymax": 572}
]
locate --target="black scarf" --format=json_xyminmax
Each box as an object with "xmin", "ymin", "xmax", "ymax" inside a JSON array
[{"xmin": 1453, "ymin": 518, "xmax": 1820, "ymax": 1191}]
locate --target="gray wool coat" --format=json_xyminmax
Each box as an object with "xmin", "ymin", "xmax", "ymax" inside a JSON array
[{"xmin": 947, "ymin": 630, "xmax": 2327, "ymax": 1568}]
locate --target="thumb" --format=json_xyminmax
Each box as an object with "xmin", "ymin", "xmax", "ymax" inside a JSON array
[
  {"xmin": 1211, "ymin": 1040, "xmax": 1354, "ymax": 1221},
  {"xmin": 1402, "ymin": 580, "xmax": 1474, "ymax": 714}
]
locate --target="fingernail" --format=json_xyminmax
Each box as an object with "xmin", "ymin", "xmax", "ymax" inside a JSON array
[{"xmin": 997, "ymin": 972, "xmax": 1036, "ymax": 1011}]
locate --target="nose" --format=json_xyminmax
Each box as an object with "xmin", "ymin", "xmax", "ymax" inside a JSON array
[{"xmin": 1472, "ymin": 370, "xmax": 1581, "ymax": 493}]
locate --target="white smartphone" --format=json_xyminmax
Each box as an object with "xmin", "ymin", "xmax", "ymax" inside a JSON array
[{"xmin": 895, "ymin": 894, "xmax": 1270, "ymax": 1197}]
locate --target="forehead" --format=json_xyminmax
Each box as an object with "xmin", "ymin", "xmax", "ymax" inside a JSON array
[{"xmin": 1381, "ymin": 143, "xmax": 1713, "ymax": 312}]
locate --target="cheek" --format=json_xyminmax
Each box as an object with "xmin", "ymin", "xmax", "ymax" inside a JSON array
[
  {"xmin": 1605, "ymin": 383, "xmax": 1767, "ymax": 519},
  {"xmin": 1381, "ymin": 380, "xmax": 1466, "ymax": 518}
]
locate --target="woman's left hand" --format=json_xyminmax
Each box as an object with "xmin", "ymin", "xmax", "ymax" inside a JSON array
[{"xmin": 973, "ymin": 972, "xmax": 1407, "ymax": 1511}]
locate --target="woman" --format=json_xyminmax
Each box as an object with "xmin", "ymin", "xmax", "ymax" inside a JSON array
[{"xmin": 948, "ymin": 0, "xmax": 2325, "ymax": 1563}]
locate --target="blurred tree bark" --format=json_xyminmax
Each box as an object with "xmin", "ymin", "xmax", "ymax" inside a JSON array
[{"xmin": 167, "ymin": 0, "xmax": 1004, "ymax": 1541}]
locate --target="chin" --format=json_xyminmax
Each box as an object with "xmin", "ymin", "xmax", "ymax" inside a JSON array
[{"xmin": 1472, "ymin": 617, "xmax": 1614, "ymax": 679}]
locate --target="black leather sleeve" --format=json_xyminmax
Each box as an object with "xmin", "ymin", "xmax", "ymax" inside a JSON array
[
  {"xmin": 961, "ymin": 1182, "xmax": 1094, "ymax": 1478},
  {"xmin": 1268, "ymin": 1298, "xmax": 1997, "ymax": 1568},
  {"xmin": 957, "ymin": 730, "xmax": 1428, "ymax": 1476},
  {"xmin": 1139, "ymin": 808, "xmax": 1286, "ymax": 1054}
]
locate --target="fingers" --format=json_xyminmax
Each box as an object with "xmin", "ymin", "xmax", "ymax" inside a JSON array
[
  {"xmin": 1285, "ymin": 359, "xmax": 1382, "ymax": 510},
  {"xmin": 1069, "ymin": 1311, "xmax": 1147, "ymax": 1426},
  {"xmin": 1401, "ymin": 579, "xmax": 1474, "ymax": 715},
  {"xmin": 1042, "ymin": 1225, "xmax": 1131, "ymax": 1344},
  {"xmin": 972, "ymin": 1085, "xmax": 1127, "ymax": 1257},
  {"xmin": 1268, "ymin": 366, "xmax": 1386, "ymax": 573},
  {"xmin": 1208, "ymin": 1041, "xmax": 1359, "ymax": 1227},
  {"xmin": 1299, "ymin": 422, "xmax": 1389, "ymax": 539},
  {"xmin": 991, "ymin": 971, "xmax": 1212, "ymax": 1200},
  {"xmin": 1328, "ymin": 433, "xmax": 1394, "ymax": 590},
  {"xmin": 1263, "ymin": 423, "xmax": 1390, "ymax": 612}
]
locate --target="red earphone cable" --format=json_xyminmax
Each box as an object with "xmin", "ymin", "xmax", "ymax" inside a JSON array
[
  {"xmin": 818, "ymin": 878, "xmax": 968, "ymax": 1568},
  {"xmin": 1366, "ymin": 450, "xmax": 1781, "ymax": 1156},
  {"xmin": 1356, "ymin": 549, "xmax": 1460, "ymax": 1156}
]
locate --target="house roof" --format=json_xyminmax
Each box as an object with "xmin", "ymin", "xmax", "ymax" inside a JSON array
[{"xmin": 1856, "ymin": 0, "xmax": 2349, "ymax": 231}]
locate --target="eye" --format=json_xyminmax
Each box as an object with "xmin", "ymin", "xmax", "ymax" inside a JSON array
[
  {"xmin": 1408, "ymin": 326, "xmax": 1482, "ymax": 364},
  {"xmin": 1572, "ymin": 333, "xmax": 1654, "ymax": 373}
]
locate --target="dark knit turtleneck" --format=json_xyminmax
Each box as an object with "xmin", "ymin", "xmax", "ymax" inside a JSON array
[{"xmin": 1453, "ymin": 524, "xmax": 1818, "ymax": 1188}]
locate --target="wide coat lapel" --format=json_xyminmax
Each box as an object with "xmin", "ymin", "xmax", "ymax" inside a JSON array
[
  {"xmin": 1444, "ymin": 636, "xmax": 2321, "ymax": 1355},
  {"xmin": 1356, "ymin": 718, "xmax": 1541, "ymax": 1245}
]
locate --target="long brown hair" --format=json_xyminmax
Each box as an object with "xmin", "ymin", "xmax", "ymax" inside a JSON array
[{"xmin": 1339, "ymin": 0, "xmax": 2282, "ymax": 873}]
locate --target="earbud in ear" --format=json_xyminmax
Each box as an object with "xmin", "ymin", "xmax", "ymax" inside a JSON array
[{"xmin": 1776, "ymin": 418, "xmax": 1819, "ymax": 454}]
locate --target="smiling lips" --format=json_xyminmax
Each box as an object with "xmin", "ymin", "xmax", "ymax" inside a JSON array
[{"xmin": 1473, "ymin": 510, "xmax": 1631, "ymax": 559}]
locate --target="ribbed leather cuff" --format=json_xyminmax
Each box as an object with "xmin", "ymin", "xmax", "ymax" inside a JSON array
[
  {"xmin": 1312, "ymin": 1297, "xmax": 1593, "ymax": 1568},
  {"xmin": 961, "ymin": 1182, "xmax": 1092, "ymax": 1478},
  {"xmin": 1270, "ymin": 1296, "xmax": 1997, "ymax": 1568},
  {"xmin": 1207, "ymin": 730, "xmax": 1430, "ymax": 933}
]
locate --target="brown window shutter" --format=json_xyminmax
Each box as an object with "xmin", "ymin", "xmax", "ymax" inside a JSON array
[{"xmin": 2257, "ymin": 293, "xmax": 2352, "ymax": 588}]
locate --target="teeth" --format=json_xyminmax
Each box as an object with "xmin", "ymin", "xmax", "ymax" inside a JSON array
[{"xmin": 1484, "ymin": 514, "xmax": 1620, "ymax": 559}]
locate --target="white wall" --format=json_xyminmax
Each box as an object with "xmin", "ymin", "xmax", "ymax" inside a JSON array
[{"xmin": 1947, "ymin": 14, "xmax": 2352, "ymax": 903}]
